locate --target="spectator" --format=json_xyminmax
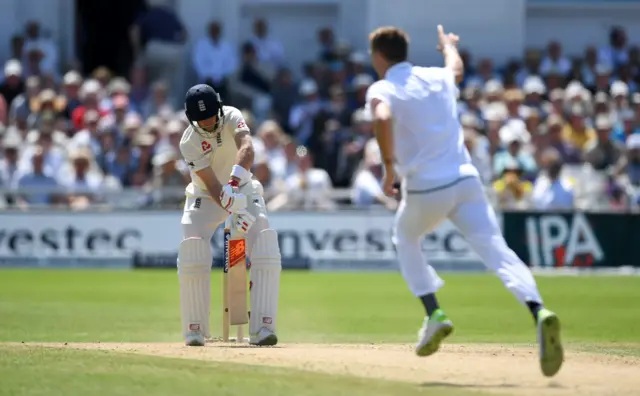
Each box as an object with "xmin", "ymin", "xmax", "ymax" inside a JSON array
[
  {"xmin": 540, "ymin": 41, "xmax": 572, "ymax": 78},
  {"xmin": 71, "ymin": 79, "xmax": 107, "ymax": 131},
  {"xmin": 239, "ymin": 42, "xmax": 271, "ymax": 95},
  {"xmin": 105, "ymin": 142, "xmax": 138, "ymax": 187},
  {"xmin": 250, "ymin": 18, "xmax": 284, "ymax": 70},
  {"xmin": 522, "ymin": 76, "xmax": 547, "ymax": 114},
  {"xmin": 271, "ymin": 68, "xmax": 297, "ymax": 133},
  {"xmin": 289, "ymin": 79, "xmax": 327, "ymax": 145},
  {"xmin": 22, "ymin": 21, "xmax": 58, "ymax": 77},
  {"xmin": 192, "ymin": 21, "xmax": 237, "ymax": 99},
  {"xmin": 141, "ymin": 80, "xmax": 174, "ymax": 120},
  {"xmin": 61, "ymin": 71, "xmax": 83, "ymax": 118},
  {"xmin": 493, "ymin": 160, "xmax": 533, "ymax": 210},
  {"xmin": 468, "ymin": 58, "xmax": 501, "ymax": 88},
  {"xmin": 0, "ymin": 60, "xmax": 25, "ymax": 108},
  {"xmin": 599, "ymin": 26, "xmax": 629, "ymax": 69},
  {"xmin": 516, "ymin": 49, "xmax": 542, "ymax": 86},
  {"xmin": 562, "ymin": 104, "xmax": 596, "ymax": 152},
  {"xmin": 0, "ymin": 134, "xmax": 21, "ymax": 190},
  {"xmin": 532, "ymin": 147, "xmax": 575, "ymax": 211},
  {"xmin": 101, "ymin": 77, "xmax": 133, "ymax": 113},
  {"xmin": 15, "ymin": 145, "xmax": 61, "ymax": 207},
  {"xmin": 544, "ymin": 114, "xmax": 582, "ymax": 164},
  {"xmin": 9, "ymin": 34, "xmax": 24, "ymax": 62},
  {"xmin": 317, "ymin": 27, "xmax": 337, "ymax": 62},
  {"xmin": 351, "ymin": 139, "xmax": 397, "ymax": 210},
  {"xmin": 9, "ymin": 76, "xmax": 40, "ymax": 123},
  {"xmin": 256, "ymin": 120, "xmax": 290, "ymax": 183},
  {"xmin": 61, "ymin": 148, "xmax": 103, "ymax": 210},
  {"xmin": 149, "ymin": 148, "xmax": 188, "ymax": 205},
  {"xmin": 494, "ymin": 123, "xmax": 537, "ymax": 177},
  {"xmin": 269, "ymin": 146, "xmax": 335, "ymax": 211},
  {"xmin": 130, "ymin": 0, "xmax": 186, "ymax": 103},
  {"xmin": 610, "ymin": 81, "xmax": 631, "ymax": 123},
  {"xmin": 584, "ymin": 115, "xmax": 625, "ymax": 171},
  {"xmin": 71, "ymin": 109, "xmax": 103, "ymax": 156},
  {"xmin": 351, "ymin": 74, "xmax": 373, "ymax": 111}
]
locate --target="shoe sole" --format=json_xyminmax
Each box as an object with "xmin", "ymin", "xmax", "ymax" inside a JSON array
[
  {"xmin": 539, "ymin": 313, "xmax": 563, "ymax": 377},
  {"xmin": 251, "ymin": 334, "xmax": 278, "ymax": 347},
  {"xmin": 415, "ymin": 324, "xmax": 454, "ymax": 357}
]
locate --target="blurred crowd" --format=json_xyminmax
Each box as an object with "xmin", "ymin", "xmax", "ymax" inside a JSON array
[{"xmin": 0, "ymin": 8, "xmax": 639, "ymax": 212}]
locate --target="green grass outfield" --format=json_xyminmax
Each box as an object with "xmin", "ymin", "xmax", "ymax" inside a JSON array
[{"xmin": 0, "ymin": 269, "xmax": 639, "ymax": 396}]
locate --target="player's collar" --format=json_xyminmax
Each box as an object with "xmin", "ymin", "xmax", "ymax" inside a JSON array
[{"xmin": 385, "ymin": 61, "xmax": 413, "ymax": 79}]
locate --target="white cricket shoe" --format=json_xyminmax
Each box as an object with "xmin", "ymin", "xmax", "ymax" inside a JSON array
[
  {"xmin": 415, "ymin": 309, "xmax": 454, "ymax": 357},
  {"xmin": 185, "ymin": 330, "xmax": 205, "ymax": 346},
  {"xmin": 250, "ymin": 327, "xmax": 278, "ymax": 346}
]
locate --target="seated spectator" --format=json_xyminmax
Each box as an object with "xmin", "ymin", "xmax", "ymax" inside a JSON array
[
  {"xmin": 141, "ymin": 80, "xmax": 174, "ymax": 120},
  {"xmin": 289, "ymin": 79, "xmax": 327, "ymax": 145},
  {"xmin": 467, "ymin": 58, "xmax": 502, "ymax": 88},
  {"xmin": 60, "ymin": 148, "xmax": 103, "ymax": 210},
  {"xmin": 250, "ymin": 18, "xmax": 284, "ymax": 70},
  {"xmin": 0, "ymin": 60, "xmax": 25, "ymax": 109},
  {"xmin": 515, "ymin": 49, "xmax": 542, "ymax": 87},
  {"xmin": 493, "ymin": 160, "xmax": 533, "ymax": 210},
  {"xmin": 598, "ymin": 26, "xmax": 629, "ymax": 69},
  {"xmin": 610, "ymin": 81, "xmax": 631, "ymax": 123},
  {"xmin": 9, "ymin": 76, "xmax": 40, "ymax": 123},
  {"xmin": 192, "ymin": 21, "xmax": 237, "ymax": 99},
  {"xmin": 0, "ymin": 134, "xmax": 21, "ymax": 189},
  {"xmin": 503, "ymin": 88, "xmax": 525, "ymax": 122},
  {"xmin": 351, "ymin": 139, "xmax": 397, "ymax": 210},
  {"xmin": 350, "ymin": 74, "xmax": 373, "ymax": 111},
  {"xmin": 540, "ymin": 41, "xmax": 572, "ymax": 78},
  {"xmin": 239, "ymin": 42, "xmax": 271, "ymax": 94},
  {"xmin": 71, "ymin": 79, "xmax": 108, "ymax": 131},
  {"xmin": 620, "ymin": 134, "xmax": 640, "ymax": 208},
  {"xmin": 104, "ymin": 142, "xmax": 139, "ymax": 187},
  {"xmin": 60, "ymin": 71, "xmax": 83, "ymax": 118},
  {"xmin": 268, "ymin": 146, "xmax": 335, "ymax": 211},
  {"xmin": 545, "ymin": 114, "xmax": 582, "ymax": 164},
  {"xmin": 149, "ymin": 148, "xmax": 188, "ymax": 205},
  {"xmin": 256, "ymin": 120, "xmax": 291, "ymax": 183},
  {"xmin": 71, "ymin": 109, "xmax": 103, "ymax": 156},
  {"xmin": 493, "ymin": 123, "xmax": 537, "ymax": 178},
  {"xmin": 100, "ymin": 77, "xmax": 133, "ymax": 113},
  {"xmin": 594, "ymin": 64, "xmax": 612, "ymax": 93},
  {"xmin": 562, "ymin": 104, "xmax": 596, "ymax": 152},
  {"xmin": 532, "ymin": 148, "xmax": 575, "ymax": 211},
  {"xmin": 15, "ymin": 145, "xmax": 61, "ymax": 207},
  {"xmin": 22, "ymin": 21, "xmax": 58, "ymax": 77},
  {"xmin": 584, "ymin": 115, "xmax": 625, "ymax": 171},
  {"xmin": 271, "ymin": 68, "xmax": 297, "ymax": 133},
  {"xmin": 317, "ymin": 27, "xmax": 337, "ymax": 62},
  {"xmin": 522, "ymin": 76, "xmax": 548, "ymax": 114}
]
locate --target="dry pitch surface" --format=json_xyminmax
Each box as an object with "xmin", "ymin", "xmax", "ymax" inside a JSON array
[{"xmin": 27, "ymin": 342, "xmax": 640, "ymax": 396}]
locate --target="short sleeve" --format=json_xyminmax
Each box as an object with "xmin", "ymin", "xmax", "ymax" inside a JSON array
[
  {"xmin": 179, "ymin": 129, "xmax": 211, "ymax": 172},
  {"xmin": 365, "ymin": 81, "xmax": 393, "ymax": 119},
  {"xmin": 224, "ymin": 106, "xmax": 250, "ymax": 135}
]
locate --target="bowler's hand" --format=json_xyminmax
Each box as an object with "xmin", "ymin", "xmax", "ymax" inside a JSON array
[{"xmin": 437, "ymin": 24, "xmax": 460, "ymax": 52}]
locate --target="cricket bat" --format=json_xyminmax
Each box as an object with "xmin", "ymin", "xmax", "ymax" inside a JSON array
[{"xmin": 222, "ymin": 215, "xmax": 249, "ymax": 342}]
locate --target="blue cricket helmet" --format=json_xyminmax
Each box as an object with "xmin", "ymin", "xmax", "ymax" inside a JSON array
[
  {"xmin": 184, "ymin": 84, "xmax": 223, "ymax": 122},
  {"xmin": 184, "ymin": 84, "xmax": 225, "ymax": 137}
]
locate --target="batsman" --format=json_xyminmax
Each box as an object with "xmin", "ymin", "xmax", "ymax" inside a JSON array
[{"xmin": 177, "ymin": 84, "xmax": 281, "ymax": 347}]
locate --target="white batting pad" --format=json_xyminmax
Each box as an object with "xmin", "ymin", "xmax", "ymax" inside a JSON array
[
  {"xmin": 249, "ymin": 229, "xmax": 282, "ymax": 336},
  {"xmin": 178, "ymin": 237, "xmax": 213, "ymax": 339}
]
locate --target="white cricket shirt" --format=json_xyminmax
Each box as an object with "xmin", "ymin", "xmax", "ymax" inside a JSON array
[{"xmin": 366, "ymin": 62, "xmax": 478, "ymax": 190}]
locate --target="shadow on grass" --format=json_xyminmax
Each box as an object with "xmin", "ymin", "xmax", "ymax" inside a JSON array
[{"xmin": 421, "ymin": 381, "xmax": 565, "ymax": 390}]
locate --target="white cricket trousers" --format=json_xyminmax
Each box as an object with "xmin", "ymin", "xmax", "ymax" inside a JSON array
[{"xmin": 393, "ymin": 176, "xmax": 542, "ymax": 306}]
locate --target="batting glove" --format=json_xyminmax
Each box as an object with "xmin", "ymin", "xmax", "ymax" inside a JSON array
[
  {"xmin": 220, "ymin": 179, "xmax": 247, "ymax": 213},
  {"xmin": 232, "ymin": 209, "xmax": 256, "ymax": 234}
]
